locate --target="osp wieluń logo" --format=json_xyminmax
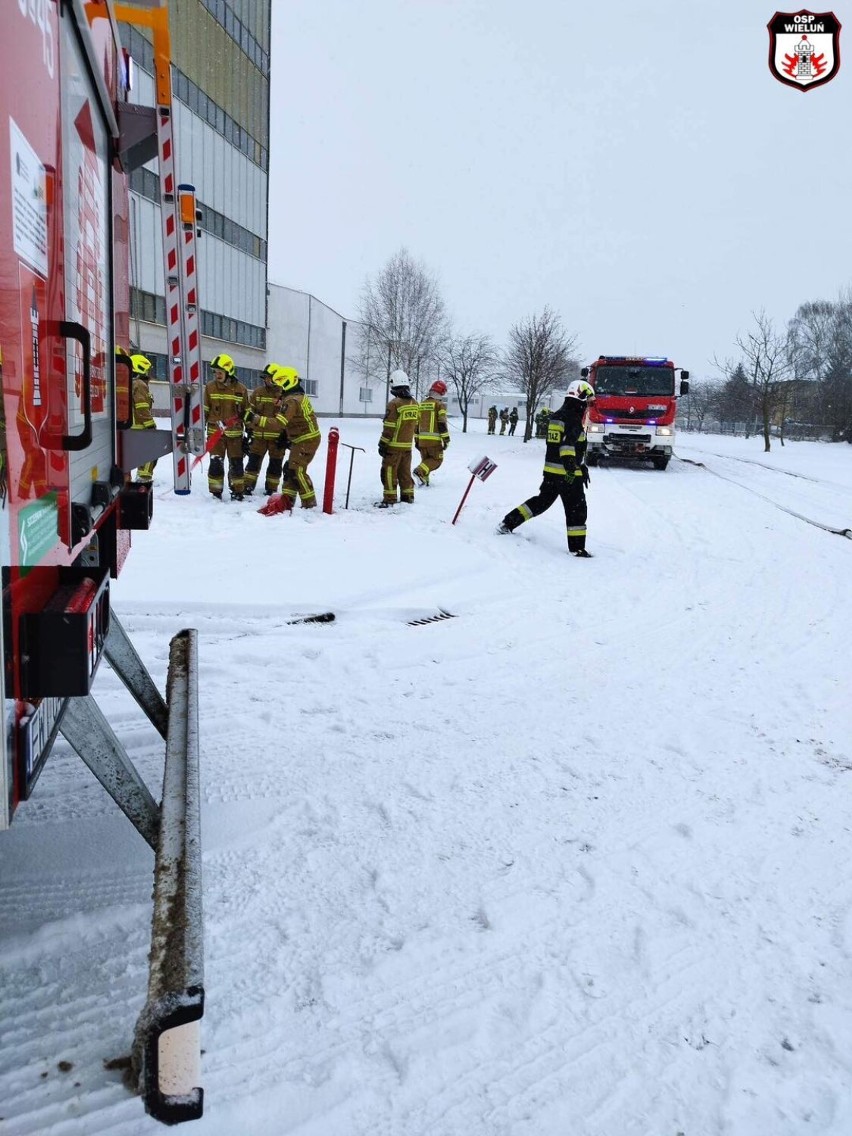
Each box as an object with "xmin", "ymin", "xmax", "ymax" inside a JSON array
[{"xmin": 768, "ymin": 10, "xmax": 841, "ymax": 90}]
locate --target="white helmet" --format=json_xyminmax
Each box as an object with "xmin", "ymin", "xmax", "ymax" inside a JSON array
[
  {"xmin": 389, "ymin": 369, "xmax": 409, "ymax": 387},
  {"xmin": 566, "ymin": 379, "xmax": 596, "ymax": 402}
]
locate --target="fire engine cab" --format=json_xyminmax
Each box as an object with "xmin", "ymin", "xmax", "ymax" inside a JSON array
[
  {"xmin": 2, "ymin": 0, "xmax": 203, "ymax": 1124},
  {"xmin": 581, "ymin": 355, "xmax": 690, "ymax": 470}
]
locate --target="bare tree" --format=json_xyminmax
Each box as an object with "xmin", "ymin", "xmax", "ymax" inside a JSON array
[
  {"xmin": 681, "ymin": 376, "xmax": 723, "ymax": 432},
  {"xmin": 440, "ymin": 333, "xmax": 499, "ymax": 432},
  {"xmin": 357, "ymin": 248, "xmax": 447, "ymax": 402},
  {"xmin": 503, "ymin": 308, "xmax": 579, "ymax": 441},
  {"xmin": 734, "ymin": 311, "xmax": 794, "ymax": 452}
]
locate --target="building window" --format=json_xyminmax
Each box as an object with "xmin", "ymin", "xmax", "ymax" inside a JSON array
[
  {"xmin": 359, "ymin": 387, "xmax": 373, "ymax": 402},
  {"xmin": 303, "ymin": 379, "xmax": 318, "ymax": 396}
]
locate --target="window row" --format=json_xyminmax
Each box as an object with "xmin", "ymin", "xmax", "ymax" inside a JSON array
[
  {"xmin": 122, "ymin": 26, "xmax": 268, "ymax": 171},
  {"xmin": 199, "ymin": 0, "xmax": 269, "ymax": 73},
  {"xmin": 131, "ymin": 288, "xmax": 267, "ymax": 350},
  {"xmin": 129, "ymin": 168, "xmax": 267, "ymax": 260},
  {"xmin": 138, "ymin": 351, "xmax": 265, "ymax": 390}
]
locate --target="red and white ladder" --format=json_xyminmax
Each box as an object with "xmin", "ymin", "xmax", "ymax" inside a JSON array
[{"xmin": 155, "ymin": 106, "xmax": 205, "ymax": 494}]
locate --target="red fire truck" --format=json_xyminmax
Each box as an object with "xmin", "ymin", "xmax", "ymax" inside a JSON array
[
  {"xmin": 1, "ymin": 1, "xmax": 202, "ymax": 1124},
  {"xmin": 581, "ymin": 355, "xmax": 690, "ymax": 470}
]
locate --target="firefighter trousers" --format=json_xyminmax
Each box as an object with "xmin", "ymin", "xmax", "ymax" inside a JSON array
[
  {"xmin": 413, "ymin": 442, "xmax": 444, "ymax": 484},
  {"xmin": 503, "ymin": 476, "xmax": 588, "ymax": 552},
  {"xmin": 281, "ymin": 437, "xmax": 320, "ymax": 507},
  {"xmin": 381, "ymin": 448, "xmax": 414, "ymax": 503},
  {"xmin": 208, "ymin": 433, "xmax": 245, "ymax": 496},
  {"xmin": 245, "ymin": 436, "xmax": 287, "ymax": 494}
]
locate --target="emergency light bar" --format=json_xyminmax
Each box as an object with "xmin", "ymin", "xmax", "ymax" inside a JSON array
[{"xmin": 596, "ymin": 356, "xmax": 671, "ymax": 366}]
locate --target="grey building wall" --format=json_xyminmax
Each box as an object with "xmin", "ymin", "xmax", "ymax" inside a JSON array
[{"xmin": 266, "ymin": 284, "xmax": 386, "ymax": 416}]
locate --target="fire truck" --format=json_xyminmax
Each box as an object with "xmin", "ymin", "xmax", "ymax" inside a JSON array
[
  {"xmin": 2, "ymin": 0, "xmax": 203, "ymax": 1124},
  {"xmin": 581, "ymin": 355, "xmax": 690, "ymax": 470}
]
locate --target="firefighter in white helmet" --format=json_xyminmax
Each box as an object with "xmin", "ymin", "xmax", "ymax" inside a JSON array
[
  {"xmin": 498, "ymin": 379, "xmax": 595, "ymax": 557},
  {"xmin": 377, "ymin": 370, "xmax": 420, "ymax": 506}
]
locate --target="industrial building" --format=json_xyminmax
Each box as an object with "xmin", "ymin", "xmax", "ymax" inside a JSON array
[{"xmin": 122, "ymin": 0, "xmax": 271, "ymax": 388}]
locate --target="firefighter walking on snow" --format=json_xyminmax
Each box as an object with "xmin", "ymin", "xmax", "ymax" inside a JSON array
[
  {"xmin": 498, "ymin": 379, "xmax": 595, "ymax": 557},
  {"xmin": 203, "ymin": 353, "xmax": 249, "ymax": 499},
  {"xmin": 130, "ymin": 353, "xmax": 158, "ymax": 484},
  {"xmin": 413, "ymin": 379, "xmax": 450, "ymax": 486},
  {"xmin": 243, "ymin": 362, "xmax": 288, "ymax": 496},
  {"xmin": 487, "ymin": 405, "xmax": 497, "ymax": 434},
  {"xmin": 377, "ymin": 370, "xmax": 420, "ymax": 506}
]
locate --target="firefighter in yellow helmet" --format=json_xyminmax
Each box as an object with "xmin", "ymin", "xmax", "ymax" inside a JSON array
[
  {"xmin": 247, "ymin": 365, "xmax": 321, "ymax": 508},
  {"xmin": 413, "ymin": 379, "xmax": 450, "ymax": 487},
  {"xmin": 130, "ymin": 353, "xmax": 158, "ymax": 484},
  {"xmin": 243, "ymin": 362, "xmax": 288, "ymax": 496},
  {"xmin": 203, "ymin": 353, "xmax": 248, "ymax": 499},
  {"xmin": 377, "ymin": 370, "xmax": 419, "ymax": 506}
]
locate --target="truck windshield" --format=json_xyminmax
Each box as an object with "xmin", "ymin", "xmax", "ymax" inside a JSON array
[{"xmin": 595, "ymin": 366, "xmax": 673, "ymax": 396}]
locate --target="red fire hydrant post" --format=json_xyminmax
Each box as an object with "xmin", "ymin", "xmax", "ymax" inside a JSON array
[{"xmin": 323, "ymin": 427, "xmax": 340, "ymax": 514}]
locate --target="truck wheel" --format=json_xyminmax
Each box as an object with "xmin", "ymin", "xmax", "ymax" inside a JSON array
[
  {"xmin": 652, "ymin": 456, "xmax": 669, "ymax": 470},
  {"xmin": 586, "ymin": 453, "xmax": 599, "ymax": 467}
]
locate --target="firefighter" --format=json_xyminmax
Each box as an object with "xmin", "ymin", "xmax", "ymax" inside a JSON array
[
  {"xmin": 413, "ymin": 379, "xmax": 450, "ymax": 487},
  {"xmin": 130, "ymin": 353, "xmax": 158, "ymax": 484},
  {"xmin": 254, "ymin": 365, "xmax": 321, "ymax": 508},
  {"xmin": 497, "ymin": 379, "xmax": 595, "ymax": 557},
  {"xmin": 499, "ymin": 407, "xmax": 509, "ymax": 434},
  {"xmin": 487, "ymin": 405, "xmax": 497, "ymax": 434},
  {"xmin": 203, "ymin": 353, "xmax": 248, "ymax": 500},
  {"xmin": 377, "ymin": 370, "xmax": 420, "ymax": 506},
  {"xmin": 508, "ymin": 407, "xmax": 519, "ymax": 436},
  {"xmin": 535, "ymin": 407, "xmax": 550, "ymax": 438},
  {"xmin": 243, "ymin": 362, "xmax": 287, "ymax": 496}
]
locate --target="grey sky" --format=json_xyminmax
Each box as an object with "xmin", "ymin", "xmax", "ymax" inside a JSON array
[{"xmin": 268, "ymin": 1, "xmax": 850, "ymax": 378}]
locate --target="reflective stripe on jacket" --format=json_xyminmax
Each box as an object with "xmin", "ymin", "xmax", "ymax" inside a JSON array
[
  {"xmin": 204, "ymin": 377, "xmax": 248, "ymax": 436},
  {"xmin": 273, "ymin": 392, "xmax": 320, "ymax": 444},
  {"xmin": 417, "ymin": 397, "xmax": 449, "ymax": 444},
  {"xmin": 542, "ymin": 406, "xmax": 587, "ymax": 480},
  {"xmin": 131, "ymin": 377, "xmax": 155, "ymax": 429},
  {"xmin": 248, "ymin": 384, "xmax": 286, "ymax": 439},
  {"xmin": 381, "ymin": 397, "xmax": 420, "ymax": 449}
]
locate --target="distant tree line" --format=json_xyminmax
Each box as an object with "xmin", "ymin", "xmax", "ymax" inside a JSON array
[
  {"xmin": 684, "ymin": 293, "xmax": 852, "ymax": 451},
  {"xmin": 358, "ymin": 248, "xmax": 852, "ymax": 448}
]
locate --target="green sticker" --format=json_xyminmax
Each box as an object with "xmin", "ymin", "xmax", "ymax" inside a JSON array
[{"xmin": 19, "ymin": 493, "xmax": 59, "ymax": 568}]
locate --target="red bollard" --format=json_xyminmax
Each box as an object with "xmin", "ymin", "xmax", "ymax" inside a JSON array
[{"xmin": 323, "ymin": 427, "xmax": 340, "ymax": 514}]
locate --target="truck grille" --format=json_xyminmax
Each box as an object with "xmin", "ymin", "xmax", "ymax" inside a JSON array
[{"xmin": 609, "ymin": 434, "xmax": 652, "ymax": 445}]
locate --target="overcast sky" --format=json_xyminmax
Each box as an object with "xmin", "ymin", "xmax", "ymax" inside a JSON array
[{"xmin": 268, "ymin": 1, "xmax": 851, "ymax": 378}]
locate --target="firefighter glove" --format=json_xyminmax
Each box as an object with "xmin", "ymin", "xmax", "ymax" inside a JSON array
[
  {"xmin": 581, "ymin": 463, "xmax": 590, "ymax": 487},
  {"xmin": 378, "ymin": 440, "xmax": 388, "ymax": 457},
  {"xmin": 442, "ymin": 439, "xmax": 450, "ymax": 450},
  {"xmin": 276, "ymin": 432, "xmax": 288, "ymax": 449}
]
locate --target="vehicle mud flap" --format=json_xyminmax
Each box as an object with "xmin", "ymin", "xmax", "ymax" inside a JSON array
[{"xmin": 133, "ymin": 629, "xmax": 204, "ymax": 1125}]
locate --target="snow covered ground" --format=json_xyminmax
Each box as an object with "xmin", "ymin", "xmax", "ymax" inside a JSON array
[{"xmin": 1, "ymin": 419, "xmax": 851, "ymax": 1136}]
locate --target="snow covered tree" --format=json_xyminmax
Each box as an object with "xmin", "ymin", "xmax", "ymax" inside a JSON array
[
  {"xmin": 357, "ymin": 248, "xmax": 447, "ymax": 402},
  {"xmin": 502, "ymin": 308, "xmax": 579, "ymax": 442},
  {"xmin": 440, "ymin": 333, "xmax": 499, "ymax": 432}
]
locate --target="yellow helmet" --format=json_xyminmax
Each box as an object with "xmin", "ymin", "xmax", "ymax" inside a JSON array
[
  {"xmin": 130, "ymin": 353, "xmax": 153, "ymax": 376},
  {"xmin": 273, "ymin": 365, "xmax": 300, "ymax": 392},
  {"xmin": 211, "ymin": 353, "xmax": 236, "ymax": 377},
  {"xmin": 262, "ymin": 362, "xmax": 282, "ymax": 380}
]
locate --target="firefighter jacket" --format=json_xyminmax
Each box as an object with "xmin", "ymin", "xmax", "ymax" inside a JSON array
[
  {"xmin": 416, "ymin": 396, "xmax": 449, "ymax": 446},
  {"xmin": 247, "ymin": 383, "xmax": 286, "ymax": 441},
  {"xmin": 204, "ymin": 376, "xmax": 248, "ymax": 438},
  {"xmin": 271, "ymin": 392, "xmax": 321, "ymax": 445},
  {"xmin": 542, "ymin": 401, "xmax": 587, "ymax": 484},
  {"xmin": 131, "ymin": 377, "xmax": 155, "ymax": 429},
  {"xmin": 381, "ymin": 396, "xmax": 420, "ymax": 450}
]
